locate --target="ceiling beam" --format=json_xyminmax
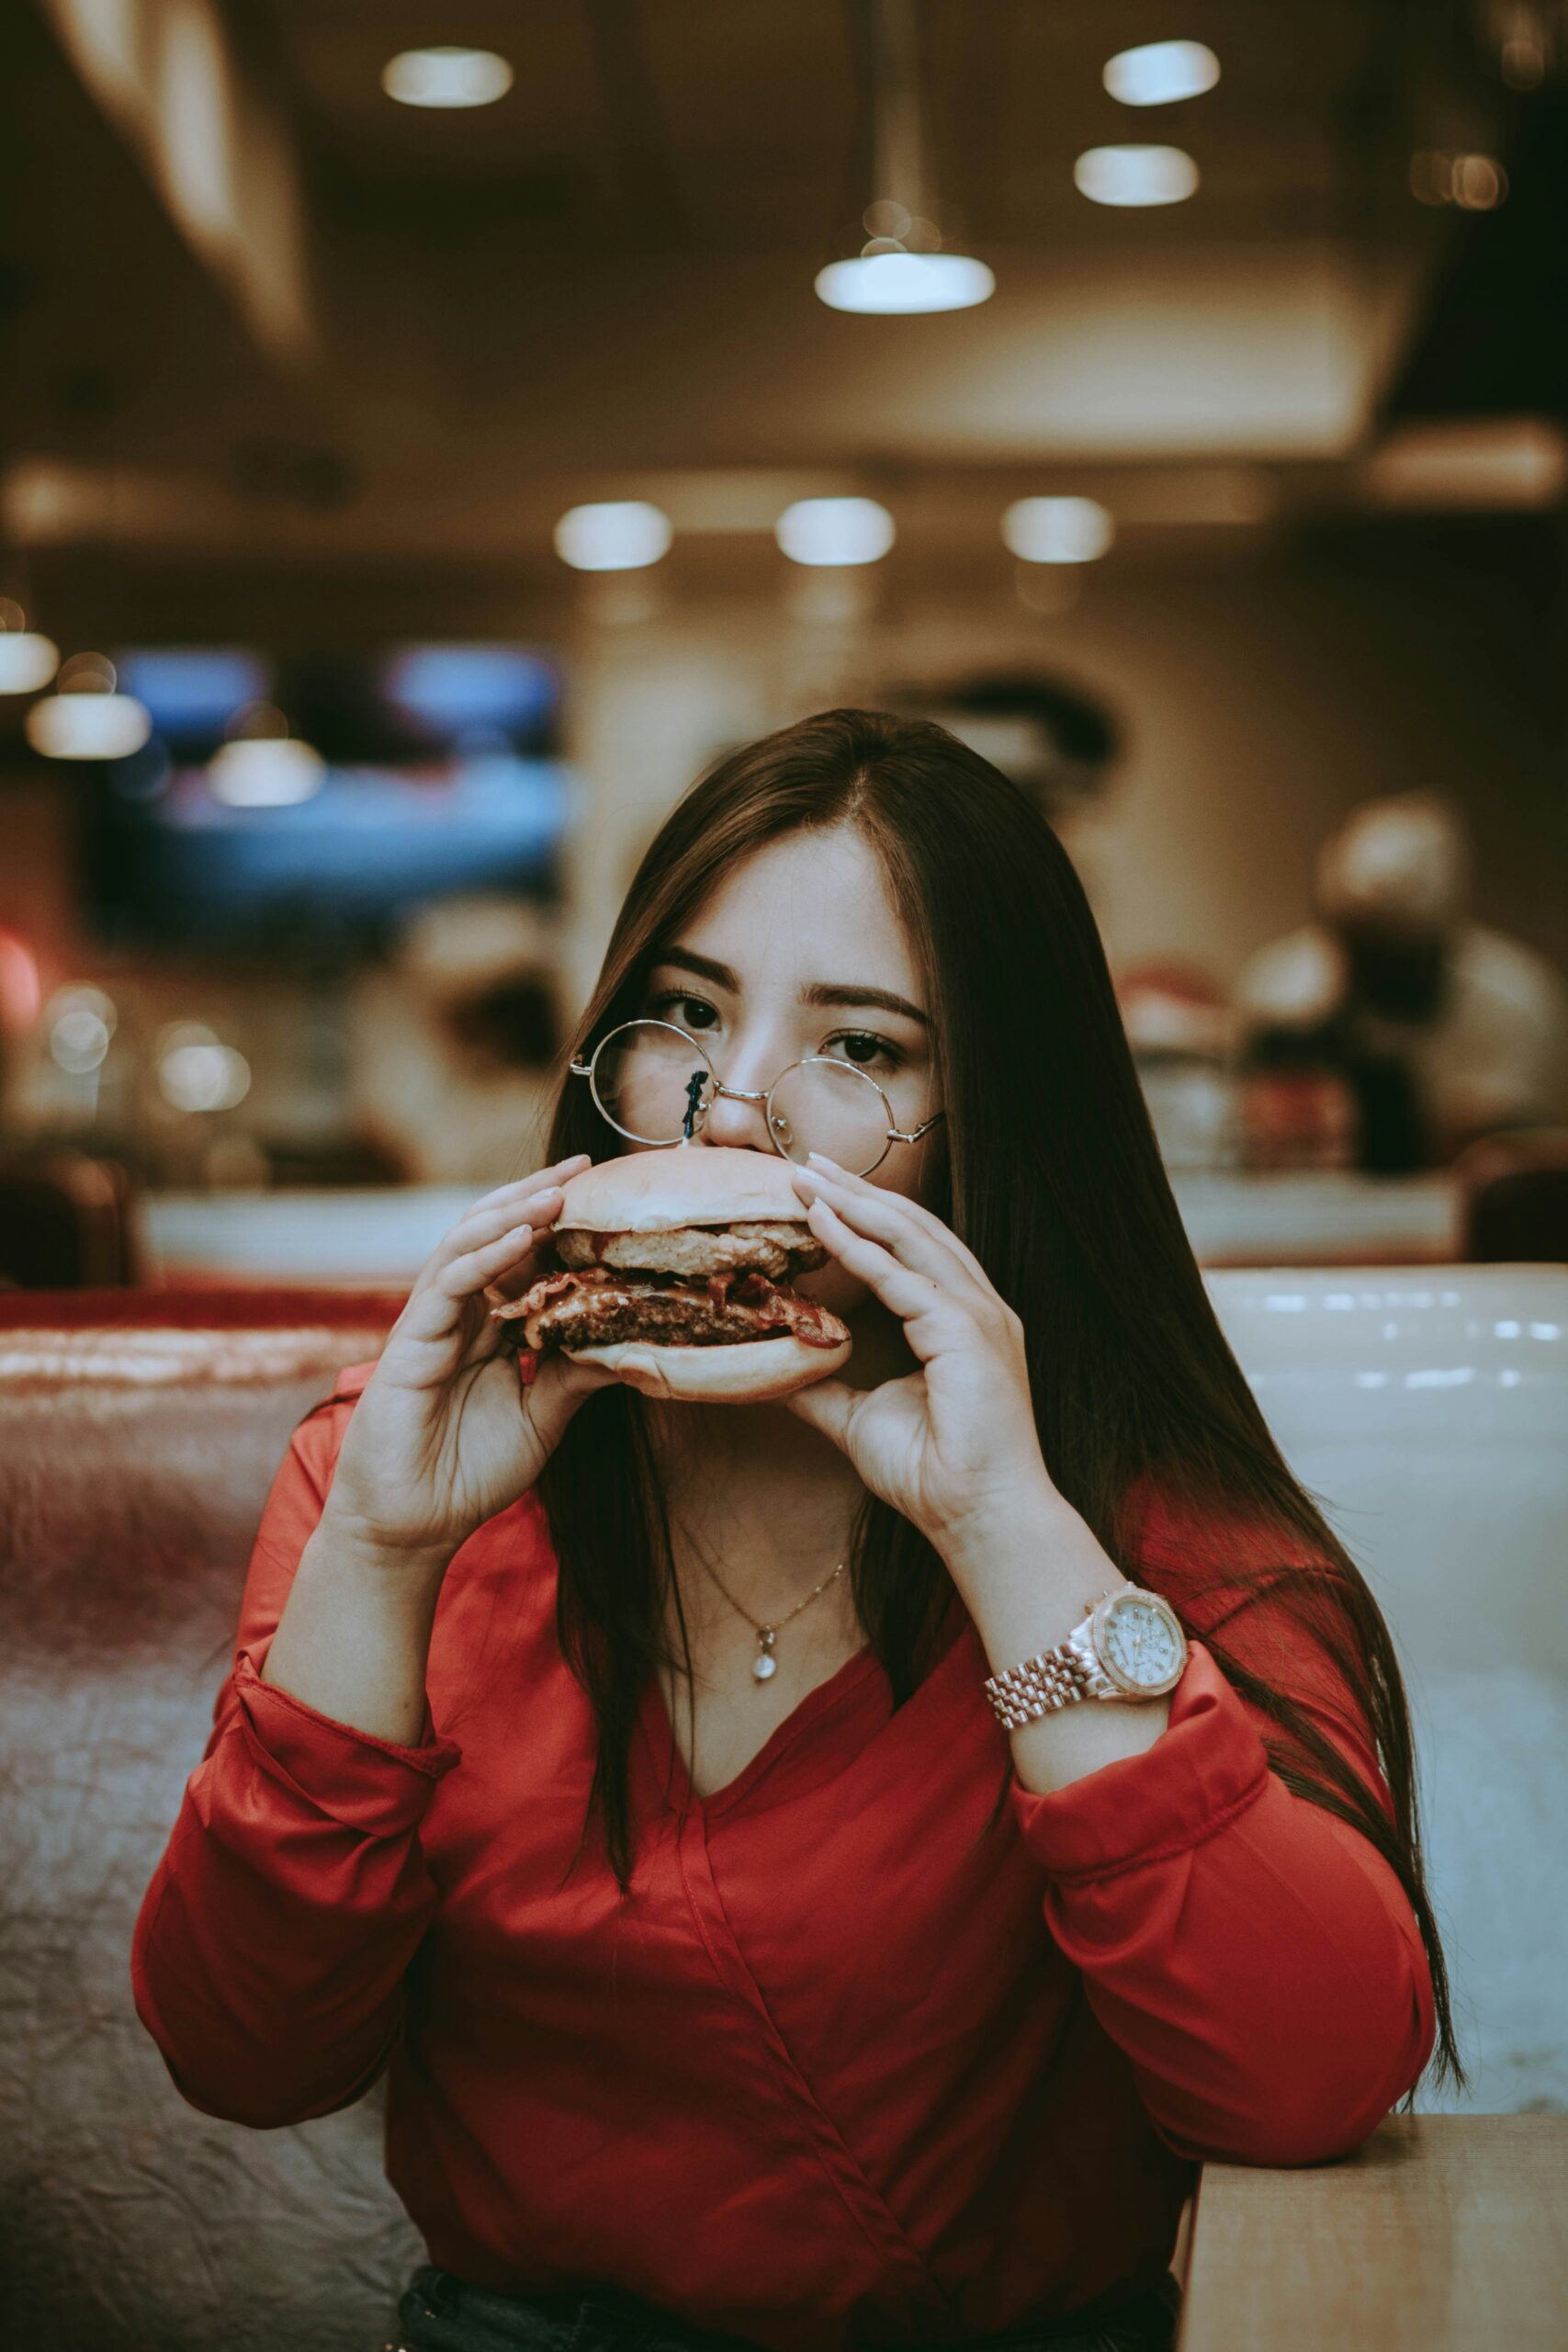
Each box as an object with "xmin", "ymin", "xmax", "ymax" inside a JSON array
[{"xmin": 34, "ymin": 0, "xmax": 318, "ymax": 368}]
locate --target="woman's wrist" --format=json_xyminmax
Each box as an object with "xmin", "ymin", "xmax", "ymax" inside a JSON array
[
  {"xmin": 314, "ymin": 1497, "xmax": 458, "ymax": 1588},
  {"xmin": 937, "ymin": 1476, "xmax": 1131, "ymax": 1668}
]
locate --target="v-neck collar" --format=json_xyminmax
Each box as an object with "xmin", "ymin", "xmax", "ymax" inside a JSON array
[{"xmin": 637, "ymin": 1586, "xmax": 976, "ymax": 1824}]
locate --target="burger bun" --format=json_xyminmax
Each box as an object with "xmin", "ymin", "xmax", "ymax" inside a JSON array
[
  {"xmin": 557, "ymin": 1146, "xmax": 808, "ymax": 1235},
  {"xmin": 566, "ymin": 1330, "xmax": 851, "ymax": 1404}
]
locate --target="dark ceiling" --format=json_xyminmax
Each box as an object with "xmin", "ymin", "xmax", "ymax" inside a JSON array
[{"xmin": 0, "ymin": 0, "xmax": 1551, "ymax": 625}]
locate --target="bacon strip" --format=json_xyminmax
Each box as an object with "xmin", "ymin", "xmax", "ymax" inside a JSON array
[{"xmin": 491, "ymin": 1263, "xmax": 846, "ymax": 1351}]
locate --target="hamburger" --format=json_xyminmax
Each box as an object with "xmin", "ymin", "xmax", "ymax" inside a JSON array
[{"xmin": 488, "ymin": 1147, "xmax": 852, "ymax": 1403}]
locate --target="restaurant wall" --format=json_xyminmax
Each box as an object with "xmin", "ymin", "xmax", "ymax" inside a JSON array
[{"xmin": 562, "ymin": 526, "xmax": 1565, "ymax": 1016}]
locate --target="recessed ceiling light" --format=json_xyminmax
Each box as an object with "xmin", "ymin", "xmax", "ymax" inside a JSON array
[
  {"xmin": 774, "ymin": 498, "xmax": 896, "ymax": 567},
  {"xmin": 554, "ymin": 503, "xmax": 672, "ymax": 571},
  {"xmin": 1074, "ymin": 146, "xmax": 1199, "ymax": 208},
  {"xmin": 815, "ymin": 252, "xmax": 995, "ymax": 314},
  {"xmin": 0, "ymin": 628, "xmax": 59, "ymax": 695},
  {"xmin": 1103, "ymin": 42, "xmax": 1220, "ymax": 107},
  {"xmin": 1002, "ymin": 498, "xmax": 1115, "ymax": 564},
  {"xmin": 381, "ymin": 48, "xmax": 513, "ymax": 109},
  {"xmin": 25, "ymin": 658, "xmax": 152, "ymax": 759}
]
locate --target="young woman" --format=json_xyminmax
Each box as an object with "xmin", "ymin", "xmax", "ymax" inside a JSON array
[{"xmin": 131, "ymin": 709, "xmax": 1455, "ymax": 2352}]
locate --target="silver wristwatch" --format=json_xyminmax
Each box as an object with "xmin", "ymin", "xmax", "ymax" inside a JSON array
[{"xmin": 982, "ymin": 1587, "xmax": 1189, "ymax": 1729}]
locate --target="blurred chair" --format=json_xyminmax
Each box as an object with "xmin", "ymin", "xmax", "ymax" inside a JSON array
[
  {"xmin": 1453, "ymin": 1127, "xmax": 1568, "ymax": 1263},
  {"xmin": 2, "ymin": 1272, "xmax": 1563, "ymax": 2349},
  {"xmin": 0, "ymin": 1149, "xmax": 139, "ymax": 1287}
]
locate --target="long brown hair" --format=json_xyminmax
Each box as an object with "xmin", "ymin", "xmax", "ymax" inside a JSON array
[{"xmin": 533, "ymin": 707, "xmax": 1460, "ymax": 2088}]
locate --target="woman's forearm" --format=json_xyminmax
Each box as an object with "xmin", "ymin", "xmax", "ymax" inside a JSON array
[
  {"xmin": 259, "ymin": 1509, "xmax": 455, "ymax": 1747},
  {"xmin": 942, "ymin": 1481, "xmax": 1171, "ymax": 1792}
]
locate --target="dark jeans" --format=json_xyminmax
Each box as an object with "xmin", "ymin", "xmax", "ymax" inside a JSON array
[{"xmin": 389, "ymin": 2262, "xmax": 1181, "ymax": 2352}]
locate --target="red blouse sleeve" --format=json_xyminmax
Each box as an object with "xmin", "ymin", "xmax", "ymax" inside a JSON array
[
  {"xmin": 129, "ymin": 1365, "xmax": 463, "ymax": 2130},
  {"xmin": 1008, "ymin": 1487, "xmax": 1437, "ymax": 2168}
]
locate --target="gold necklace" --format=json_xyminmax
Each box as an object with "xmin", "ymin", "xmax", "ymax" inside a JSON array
[{"xmin": 694, "ymin": 1551, "xmax": 849, "ymax": 1683}]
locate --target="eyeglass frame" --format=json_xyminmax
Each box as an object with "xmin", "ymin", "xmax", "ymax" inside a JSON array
[{"xmin": 569, "ymin": 1017, "xmax": 945, "ymax": 1176}]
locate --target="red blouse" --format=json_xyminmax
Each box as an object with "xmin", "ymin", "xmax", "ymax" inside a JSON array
[{"xmin": 131, "ymin": 1363, "xmax": 1434, "ymax": 2351}]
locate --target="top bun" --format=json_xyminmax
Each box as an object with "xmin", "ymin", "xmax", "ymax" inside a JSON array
[{"xmin": 557, "ymin": 1146, "xmax": 807, "ymax": 1234}]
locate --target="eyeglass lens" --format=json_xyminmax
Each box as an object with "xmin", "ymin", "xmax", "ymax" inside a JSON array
[{"xmin": 592, "ymin": 1023, "xmax": 896, "ymax": 1171}]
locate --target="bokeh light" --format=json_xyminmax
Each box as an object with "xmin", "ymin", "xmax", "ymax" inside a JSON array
[
  {"xmin": 0, "ymin": 598, "xmax": 60, "ymax": 695},
  {"xmin": 774, "ymin": 498, "xmax": 896, "ymax": 566},
  {"xmin": 554, "ymin": 503, "xmax": 673, "ymax": 571},
  {"xmin": 1074, "ymin": 146, "xmax": 1200, "ymax": 207},
  {"xmin": 381, "ymin": 49, "xmax": 513, "ymax": 108},
  {"xmin": 1102, "ymin": 42, "xmax": 1221, "ymax": 107},
  {"xmin": 46, "ymin": 984, "xmax": 118, "ymax": 1075},
  {"xmin": 1002, "ymin": 497, "xmax": 1116, "ymax": 564},
  {"xmin": 815, "ymin": 253, "xmax": 995, "ymax": 314}
]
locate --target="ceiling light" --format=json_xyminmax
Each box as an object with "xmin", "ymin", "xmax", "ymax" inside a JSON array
[
  {"xmin": 0, "ymin": 631, "xmax": 59, "ymax": 695},
  {"xmin": 381, "ymin": 48, "xmax": 513, "ymax": 108},
  {"xmin": 775, "ymin": 498, "xmax": 896, "ymax": 567},
  {"xmin": 1102, "ymin": 42, "xmax": 1220, "ymax": 107},
  {"xmin": 554, "ymin": 502, "xmax": 672, "ymax": 571},
  {"xmin": 0, "ymin": 597, "xmax": 59, "ymax": 695},
  {"xmin": 816, "ymin": 253, "xmax": 995, "ymax": 314},
  {"xmin": 209, "ymin": 736, "xmax": 325, "ymax": 808},
  {"xmin": 816, "ymin": 0, "xmax": 994, "ymax": 314},
  {"xmin": 25, "ymin": 655, "xmax": 152, "ymax": 759},
  {"xmin": 206, "ymin": 699, "xmax": 325, "ymax": 806},
  {"xmin": 1002, "ymin": 498, "xmax": 1115, "ymax": 564},
  {"xmin": 1074, "ymin": 145, "xmax": 1199, "ymax": 207}
]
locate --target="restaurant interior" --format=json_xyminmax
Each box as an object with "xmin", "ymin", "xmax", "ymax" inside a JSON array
[{"xmin": 1, "ymin": 4, "xmax": 1564, "ymax": 2347}]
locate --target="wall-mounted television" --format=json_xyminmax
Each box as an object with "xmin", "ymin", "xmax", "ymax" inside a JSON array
[{"xmin": 79, "ymin": 645, "xmax": 570, "ymax": 958}]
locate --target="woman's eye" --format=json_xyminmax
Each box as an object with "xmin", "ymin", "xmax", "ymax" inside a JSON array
[
  {"xmin": 646, "ymin": 989, "xmax": 719, "ymax": 1032},
  {"xmin": 824, "ymin": 1030, "xmax": 903, "ymax": 1072}
]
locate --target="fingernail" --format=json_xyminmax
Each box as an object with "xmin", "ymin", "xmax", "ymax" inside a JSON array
[{"xmin": 807, "ymin": 1151, "xmax": 840, "ymax": 1170}]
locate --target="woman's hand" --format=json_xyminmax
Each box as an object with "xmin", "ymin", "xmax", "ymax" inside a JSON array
[
  {"xmin": 783, "ymin": 1154, "xmax": 1058, "ymax": 1581},
  {"xmin": 322, "ymin": 1154, "xmax": 617, "ymax": 1570}
]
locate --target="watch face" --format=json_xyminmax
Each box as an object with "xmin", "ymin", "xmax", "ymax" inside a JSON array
[{"xmin": 1100, "ymin": 1592, "xmax": 1186, "ymax": 1694}]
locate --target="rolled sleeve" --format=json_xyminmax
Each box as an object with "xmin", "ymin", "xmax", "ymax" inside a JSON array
[
  {"xmin": 232, "ymin": 1646, "xmax": 462, "ymax": 1835},
  {"xmin": 1008, "ymin": 1645, "xmax": 1268, "ymax": 1883}
]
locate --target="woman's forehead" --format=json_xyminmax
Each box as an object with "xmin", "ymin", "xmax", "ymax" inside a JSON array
[{"xmin": 678, "ymin": 829, "xmax": 920, "ymax": 991}]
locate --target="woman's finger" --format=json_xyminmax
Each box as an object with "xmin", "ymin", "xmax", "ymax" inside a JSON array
[
  {"xmin": 430, "ymin": 1183, "xmax": 565, "ymax": 1267},
  {"xmin": 793, "ymin": 1163, "xmax": 992, "ymax": 1304},
  {"xmin": 799, "ymin": 1154, "xmax": 997, "ymax": 1291},
  {"xmin": 415, "ymin": 1156, "xmax": 590, "ymax": 1284},
  {"xmin": 391, "ymin": 1204, "xmax": 561, "ymax": 1358},
  {"xmin": 779, "ymin": 1376, "xmax": 857, "ymax": 1448},
  {"xmin": 801, "ymin": 1194, "xmax": 953, "ymax": 1351},
  {"xmin": 439, "ymin": 1208, "xmax": 563, "ymax": 1304}
]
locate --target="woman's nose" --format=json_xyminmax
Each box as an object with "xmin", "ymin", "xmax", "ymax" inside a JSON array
[{"xmin": 699, "ymin": 1078, "xmax": 775, "ymax": 1152}]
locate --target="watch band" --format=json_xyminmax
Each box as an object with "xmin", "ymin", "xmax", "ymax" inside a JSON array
[
  {"xmin": 982, "ymin": 1586, "xmax": 1187, "ymax": 1729},
  {"xmin": 982, "ymin": 1614, "xmax": 1103, "ymax": 1729}
]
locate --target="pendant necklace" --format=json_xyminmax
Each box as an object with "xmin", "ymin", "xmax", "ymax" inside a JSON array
[{"xmin": 694, "ymin": 1551, "xmax": 849, "ymax": 1682}]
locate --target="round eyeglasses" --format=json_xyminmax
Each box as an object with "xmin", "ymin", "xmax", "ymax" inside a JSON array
[{"xmin": 569, "ymin": 1019, "xmax": 945, "ymax": 1177}]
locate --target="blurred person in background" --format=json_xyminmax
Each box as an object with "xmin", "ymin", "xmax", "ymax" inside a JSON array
[
  {"xmin": 347, "ymin": 895, "xmax": 564, "ymax": 1183},
  {"xmin": 1235, "ymin": 792, "xmax": 1568, "ymax": 1173},
  {"xmin": 132, "ymin": 711, "xmax": 1454, "ymax": 2352}
]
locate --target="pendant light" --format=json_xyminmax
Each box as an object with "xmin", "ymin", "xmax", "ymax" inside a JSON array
[{"xmin": 816, "ymin": 0, "xmax": 994, "ymax": 315}]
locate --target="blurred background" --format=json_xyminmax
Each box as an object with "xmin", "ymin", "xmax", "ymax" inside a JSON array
[{"xmin": 3, "ymin": 0, "xmax": 1567, "ymax": 1284}]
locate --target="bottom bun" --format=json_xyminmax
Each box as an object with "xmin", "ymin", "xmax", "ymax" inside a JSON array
[{"xmin": 566, "ymin": 1331, "xmax": 851, "ymax": 1404}]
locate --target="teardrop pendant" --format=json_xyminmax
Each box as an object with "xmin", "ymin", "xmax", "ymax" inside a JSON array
[{"xmin": 752, "ymin": 1629, "xmax": 778, "ymax": 1682}]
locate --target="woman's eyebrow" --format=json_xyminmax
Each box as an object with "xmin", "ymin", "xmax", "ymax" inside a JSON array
[
  {"xmin": 656, "ymin": 946, "xmax": 929, "ymax": 1029},
  {"xmin": 802, "ymin": 981, "xmax": 931, "ymax": 1028}
]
